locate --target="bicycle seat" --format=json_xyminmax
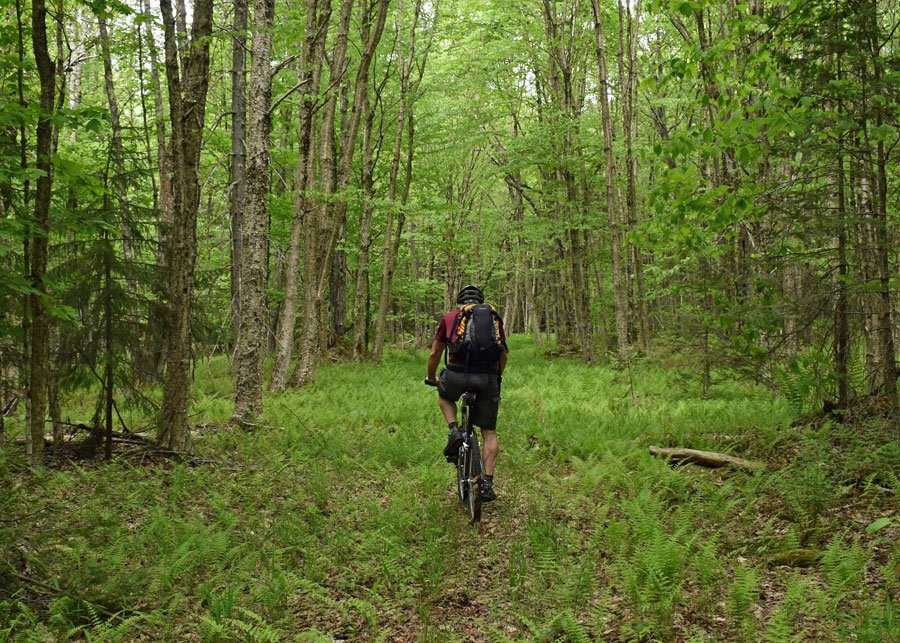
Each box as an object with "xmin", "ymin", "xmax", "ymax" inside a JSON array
[{"xmin": 462, "ymin": 391, "xmax": 477, "ymax": 403}]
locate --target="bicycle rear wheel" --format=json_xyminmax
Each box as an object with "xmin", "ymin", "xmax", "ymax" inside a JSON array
[
  {"xmin": 456, "ymin": 443, "xmax": 467, "ymax": 503},
  {"xmin": 467, "ymin": 436, "xmax": 482, "ymax": 523}
]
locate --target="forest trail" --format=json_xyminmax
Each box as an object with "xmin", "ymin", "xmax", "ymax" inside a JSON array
[{"xmin": 5, "ymin": 337, "xmax": 895, "ymax": 640}]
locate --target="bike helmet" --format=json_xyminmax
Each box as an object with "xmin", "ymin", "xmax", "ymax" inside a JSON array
[{"xmin": 456, "ymin": 284, "xmax": 484, "ymax": 305}]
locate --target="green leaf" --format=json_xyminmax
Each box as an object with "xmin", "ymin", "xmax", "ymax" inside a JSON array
[
  {"xmin": 865, "ymin": 517, "xmax": 892, "ymax": 534},
  {"xmin": 870, "ymin": 124, "xmax": 897, "ymax": 144}
]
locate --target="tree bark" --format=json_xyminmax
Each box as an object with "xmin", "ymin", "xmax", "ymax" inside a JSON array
[
  {"xmin": 28, "ymin": 0, "xmax": 57, "ymax": 465},
  {"xmin": 373, "ymin": 0, "xmax": 421, "ymax": 360},
  {"xmin": 135, "ymin": 2, "xmax": 158, "ymax": 213},
  {"xmin": 157, "ymin": 0, "xmax": 214, "ymax": 450},
  {"xmin": 97, "ymin": 13, "xmax": 135, "ymax": 271},
  {"xmin": 865, "ymin": 1, "xmax": 897, "ymax": 411},
  {"xmin": 649, "ymin": 446, "xmax": 765, "ymax": 472},
  {"xmin": 270, "ymin": 0, "xmax": 330, "ymax": 392},
  {"xmin": 351, "ymin": 89, "xmax": 379, "ymax": 358},
  {"xmin": 328, "ymin": 0, "xmax": 390, "ymax": 346},
  {"xmin": 591, "ymin": 0, "xmax": 630, "ymax": 360},
  {"xmin": 293, "ymin": 0, "xmax": 353, "ymax": 386},
  {"xmin": 229, "ymin": 0, "xmax": 248, "ymax": 344},
  {"xmin": 833, "ymin": 51, "xmax": 850, "ymax": 409},
  {"xmin": 620, "ymin": 0, "xmax": 649, "ymax": 352},
  {"xmin": 233, "ymin": 0, "xmax": 276, "ymax": 425},
  {"xmin": 141, "ymin": 0, "xmax": 174, "ymax": 379}
]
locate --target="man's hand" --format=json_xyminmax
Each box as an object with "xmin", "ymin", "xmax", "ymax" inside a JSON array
[{"xmin": 424, "ymin": 377, "xmax": 438, "ymax": 387}]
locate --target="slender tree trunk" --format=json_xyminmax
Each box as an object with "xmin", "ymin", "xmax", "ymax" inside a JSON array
[
  {"xmin": 352, "ymin": 92, "xmax": 378, "ymax": 358},
  {"xmin": 104, "ymin": 231, "xmax": 114, "ymax": 460},
  {"xmin": 158, "ymin": 0, "xmax": 214, "ymax": 450},
  {"xmin": 866, "ymin": 3, "xmax": 897, "ymax": 410},
  {"xmin": 373, "ymin": 0, "xmax": 421, "ymax": 359},
  {"xmin": 143, "ymin": 1, "xmax": 174, "ymax": 244},
  {"xmin": 372, "ymin": 106, "xmax": 407, "ymax": 360},
  {"xmin": 620, "ymin": 0, "xmax": 649, "ymax": 352},
  {"xmin": 592, "ymin": 0, "xmax": 630, "ymax": 360},
  {"xmin": 135, "ymin": 3, "xmax": 158, "ymax": 213},
  {"xmin": 328, "ymin": 0, "xmax": 389, "ymax": 345},
  {"xmin": 834, "ymin": 136, "xmax": 850, "ymax": 409},
  {"xmin": 97, "ymin": 13, "xmax": 135, "ymax": 270},
  {"xmin": 15, "ymin": 0, "xmax": 32, "ymax": 454},
  {"xmin": 47, "ymin": 340, "xmax": 61, "ymax": 445},
  {"xmin": 270, "ymin": 0, "xmax": 330, "ymax": 392},
  {"xmin": 141, "ymin": 0, "xmax": 174, "ymax": 379},
  {"xmin": 28, "ymin": 0, "xmax": 57, "ymax": 465},
  {"xmin": 293, "ymin": 0, "xmax": 353, "ymax": 386},
  {"xmin": 233, "ymin": 0, "xmax": 276, "ymax": 425},
  {"xmin": 229, "ymin": 0, "xmax": 248, "ymax": 344}
]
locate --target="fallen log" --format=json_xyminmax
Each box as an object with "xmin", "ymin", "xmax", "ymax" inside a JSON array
[{"xmin": 649, "ymin": 446, "xmax": 765, "ymax": 472}]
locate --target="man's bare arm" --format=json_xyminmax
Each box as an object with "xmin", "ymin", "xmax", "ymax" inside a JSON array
[
  {"xmin": 427, "ymin": 339, "xmax": 445, "ymax": 382},
  {"xmin": 499, "ymin": 351, "xmax": 508, "ymax": 375}
]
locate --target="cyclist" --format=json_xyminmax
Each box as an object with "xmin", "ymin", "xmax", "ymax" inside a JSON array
[{"xmin": 425, "ymin": 284, "xmax": 508, "ymax": 501}]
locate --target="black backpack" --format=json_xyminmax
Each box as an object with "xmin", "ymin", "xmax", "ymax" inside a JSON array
[{"xmin": 447, "ymin": 303, "xmax": 504, "ymax": 367}]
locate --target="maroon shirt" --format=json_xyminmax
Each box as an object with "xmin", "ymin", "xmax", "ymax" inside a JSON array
[{"xmin": 434, "ymin": 307, "xmax": 508, "ymax": 370}]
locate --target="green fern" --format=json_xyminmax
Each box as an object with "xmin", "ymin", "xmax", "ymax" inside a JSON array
[
  {"xmin": 590, "ymin": 598, "xmax": 607, "ymax": 639},
  {"xmin": 84, "ymin": 613, "xmax": 150, "ymax": 643},
  {"xmin": 347, "ymin": 597, "xmax": 378, "ymax": 630},
  {"xmin": 764, "ymin": 606, "xmax": 794, "ymax": 643},
  {"xmin": 223, "ymin": 606, "xmax": 281, "ymax": 642},
  {"xmin": 555, "ymin": 610, "xmax": 591, "ymax": 643},
  {"xmin": 821, "ymin": 538, "xmax": 868, "ymax": 603},
  {"xmin": 621, "ymin": 518, "xmax": 687, "ymax": 637},
  {"xmin": 728, "ymin": 563, "xmax": 759, "ymax": 636},
  {"xmin": 200, "ymin": 613, "xmax": 228, "ymax": 641}
]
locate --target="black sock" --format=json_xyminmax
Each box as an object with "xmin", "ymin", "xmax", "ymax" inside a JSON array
[
  {"xmin": 448, "ymin": 421, "xmax": 458, "ymax": 432},
  {"xmin": 484, "ymin": 474, "xmax": 493, "ymax": 483}
]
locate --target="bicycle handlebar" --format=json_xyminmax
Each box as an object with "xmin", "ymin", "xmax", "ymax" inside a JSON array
[{"xmin": 423, "ymin": 378, "xmax": 438, "ymax": 388}]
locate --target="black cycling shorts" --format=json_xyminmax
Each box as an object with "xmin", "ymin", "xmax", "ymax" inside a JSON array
[{"xmin": 437, "ymin": 368, "xmax": 501, "ymax": 430}]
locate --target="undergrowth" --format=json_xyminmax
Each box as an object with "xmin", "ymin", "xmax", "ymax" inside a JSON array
[{"xmin": 1, "ymin": 336, "xmax": 896, "ymax": 640}]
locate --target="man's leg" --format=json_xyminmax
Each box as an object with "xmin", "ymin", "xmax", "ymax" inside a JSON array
[
  {"xmin": 438, "ymin": 396, "xmax": 457, "ymax": 425},
  {"xmin": 437, "ymin": 371, "xmax": 463, "ymax": 461},
  {"xmin": 481, "ymin": 429, "xmax": 498, "ymax": 475}
]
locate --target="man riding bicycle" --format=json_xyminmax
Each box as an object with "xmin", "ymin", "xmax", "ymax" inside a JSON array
[{"xmin": 425, "ymin": 285, "xmax": 508, "ymax": 502}]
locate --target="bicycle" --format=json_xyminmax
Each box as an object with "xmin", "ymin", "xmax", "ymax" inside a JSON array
[{"xmin": 425, "ymin": 379, "xmax": 484, "ymax": 523}]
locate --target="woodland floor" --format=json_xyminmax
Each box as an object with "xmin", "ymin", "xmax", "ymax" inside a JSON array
[{"xmin": 1, "ymin": 336, "xmax": 898, "ymax": 641}]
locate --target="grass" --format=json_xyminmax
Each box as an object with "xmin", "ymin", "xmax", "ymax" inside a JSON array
[{"xmin": 1, "ymin": 335, "xmax": 897, "ymax": 641}]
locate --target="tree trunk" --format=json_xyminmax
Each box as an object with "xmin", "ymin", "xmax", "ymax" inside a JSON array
[
  {"xmin": 372, "ymin": 107, "xmax": 407, "ymax": 360},
  {"xmin": 351, "ymin": 91, "xmax": 378, "ymax": 358},
  {"xmin": 328, "ymin": 0, "xmax": 390, "ymax": 346},
  {"xmin": 591, "ymin": 0, "xmax": 630, "ymax": 360},
  {"xmin": 229, "ymin": 0, "xmax": 248, "ymax": 345},
  {"xmin": 15, "ymin": 0, "xmax": 31, "ymax": 453},
  {"xmin": 834, "ymin": 140, "xmax": 850, "ymax": 409},
  {"xmin": 233, "ymin": 0, "xmax": 275, "ymax": 425},
  {"xmin": 373, "ymin": 0, "xmax": 421, "ymax": 360},
  {"xmin": 157, "ymin": 0, "xmax": 214, "ymax": 450},
  {"xmin": 28, "ymin": 0, "xmax": 57, "ymax": 465},
  {"xmin": 293, "ymin": 0, "xmax": 353, "ymax": 386},
  {"xmin": 141, "ymin": 0, "xmax": 174, "ymax": 380},
  {"xmin": 620, "ymin": 0, "xmax": 649, "ymax": 352},
  {"xmin": 270, "ymin": 0, "xmax": 330, "ymax": 392},
  {"xmin": 104, "ymin": 232, "xmax": 114, "ymax": 460},
  {"xmin": 97, "ymin": 13, "xmax": 135, "ymax": 271},
  {"xmin": 865, "ymin": 2, "xmax": 897, "ymax": 411}
]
